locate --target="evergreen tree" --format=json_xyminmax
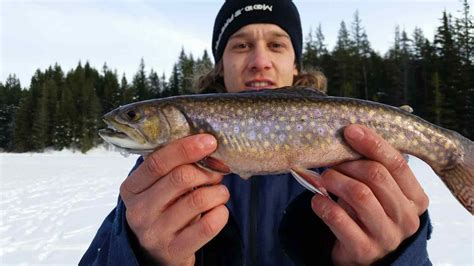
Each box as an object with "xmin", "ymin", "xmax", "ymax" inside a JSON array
[
  {"xmin": 384, "ymin": 26, "xmax": 414, "ymax": 106},
  {"xmin": 4, "ymin": 3, "xmax": 473, "ymax": 150},
  {"xmin": 66, "ymin": 63, "xmax": 86, "ymax": 148},
  {"xmin": 194, "ymin": 50, "xmax": 214, "ymax": 86},
  {"xmin": 411, "ymin": 28, "xmax": 437, "ymax": 121},
  {"xmin": 0, "ymin": 75, "xmax": 23, "ymax": 150},
  {"xmin": 331, "ymin": 21, "xmax": 357, "ymax": 97},
  {"xmin": 80, "ymin": 78, "xmax": 102, "ymax": 152},
  {"xmin": 315, "ymin": 24, "xmax": 329, "ymax": 57},
  {"xmin": 434, "ymin": 11, "xmax": 463, "ymax": 132},
  {"xmin": 160, "ymin": 72, "xmax": 171, "ymax": 97},
  {"xmin": 99, "ymin": 64, "xmax": 121, "ymax": 112},
  {"xmin": 351, "ymin": 10, "xmax": 372, "ymax": 99},
  {"xmin": 351, "ymin": 10, "xmax": 372, "ymax": 58},
  {"xmin": 149, "ymin": 69, "xmax": 162, "ymax": 98},
  {"xmin": 454, "ymin": 0, "xmax": 474, "ymax": 138},
  {"xmin": 15, "ymin": 70, "xmax": 49, "ymax": 151},
  {"xmin": 431, "ymin": 71, "xmax": 443, "ymax": 125},
  {"xmin": 178, "ymin": 49, "xmax": 196, "ymax": 94},
  {"xmin": 455, "ymin": 0, "xmax": 474, "ymax": 65},
  {"xmin": 303, "ymin": 24, "xmax": 329, "ymax": 71},
  {"xmin": 302, "ymin": 24, "xmax": 332, "ymax": 93},
  {"xmin": 335, "ymin": 21, "xmax": 353, "ymax": 51},
  {"xmin": 54, "ymin": 84, "xmax": 75, "ymax": 150},
  {"xmin": 196, "ymin": 50, "xmax": 214, "ymax": 71},
  {"xmin": 168, "ymin": 63, "xmax": 182, "ymax": 96},
  {"xmin": 120, "ymin": 74, "xmax": 133, "ymax": 104},
  {"xmin": 412, "ymin": 27, "xmax": 427, "ymax": 60},
  {"xmin": 302, "ymin": 27, "xmax": 319, "ymax": 70},
  {"xmin": 31, "ymin": 80, "xmax": 56, "ymax": 150},
  {"xmin": 13, "ymin": 91, "xmax": 34, "ymax": 152},
  {"xmin": 400, "ymin": 29, "xmax": 413, "ymax": 104},
  {"xmin": 132, "ymin": 58, "xmax": 152, "ymax": 101}
]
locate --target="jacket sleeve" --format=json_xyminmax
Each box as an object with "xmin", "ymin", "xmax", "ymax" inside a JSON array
[
  {"xmin": 79, "ymin": 157, "xmax": 145, "ymax": 266},
  {"xmin": 376, "ymin": 210, "xmax": 433, "ymax": 266},
  {"xmin": 280, "ymin": 191, "xmax": 433, "ymax": 265},
  {"xmin": 79, "ymin": 198, "xmax": 139, "ymax": 266}
]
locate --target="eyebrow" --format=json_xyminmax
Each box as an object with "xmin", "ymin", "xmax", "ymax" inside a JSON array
[{"xmin": 229, "ymin": 30, "xmax": 291, "ymax": 40}]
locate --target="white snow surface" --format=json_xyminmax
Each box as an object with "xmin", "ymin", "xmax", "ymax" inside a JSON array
[{"xmin": 0, "ymin": 148, "xmax": 472, "ymax": 265}]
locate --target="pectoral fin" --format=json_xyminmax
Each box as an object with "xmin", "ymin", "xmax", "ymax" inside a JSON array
[
  {"xmin": 196, "ymin": 157, "xmax": 231, "ymax": 175},
  {"xmin": 290, "ymin": 167, "xmax": 330, "ymax": 198}
]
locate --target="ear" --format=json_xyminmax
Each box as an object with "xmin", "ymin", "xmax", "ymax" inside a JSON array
[
  {"xmin": 218, "ymin": 61, "xmax": 224, "ymax": 77},
  {"xmin": 293, "ymin": 63, "xmax": 299, "ymax": 76}
]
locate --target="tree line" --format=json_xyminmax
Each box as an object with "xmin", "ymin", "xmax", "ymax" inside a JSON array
[{"xmin": 0, "ymin": 2, "xmax": 472, "ymax": 152}]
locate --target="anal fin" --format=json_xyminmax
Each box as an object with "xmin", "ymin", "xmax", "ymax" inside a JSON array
[
  {"xmin": 290, "ymin": 167, "xmax": 331, "ymax": 198},
  {"xmin": 196, "ymin": 156, "xmax": 231, "ymax": 175}
]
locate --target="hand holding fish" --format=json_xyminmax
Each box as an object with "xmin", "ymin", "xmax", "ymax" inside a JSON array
[
  {"xmin": 119, "ymin": 134, "xmax": 229, "ymax": 265},
  {"xmin": 311, "ymin": 125, "xmax": 429, "ymax": 265}
]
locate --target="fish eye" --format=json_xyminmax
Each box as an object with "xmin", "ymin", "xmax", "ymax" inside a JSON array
[
  {"xmin": 127, "ymin": 110, "xmax": 136, "ymax": 119},
  {"xmin": 123, "ymin": 109, "xmax": 140, "ymax": 121}
]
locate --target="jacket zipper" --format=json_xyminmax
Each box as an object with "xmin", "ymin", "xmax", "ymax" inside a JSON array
[{"xmin": 249, "ymin": 177, "xmax": 258, "ymax": 266}]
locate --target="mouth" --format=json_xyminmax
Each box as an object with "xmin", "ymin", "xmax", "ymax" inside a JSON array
[
  {"xmin": 244, "ymin": 80, "xmax": 275, "ymax": 90},
  {"xmin": 98, "ymin": 119, "xmax": 152, "ymax": 152},
  {"xmin": 98, "ymin": 124, "xmax": 128, "ymax": 139}
]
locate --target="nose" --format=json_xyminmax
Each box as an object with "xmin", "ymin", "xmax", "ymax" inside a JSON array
[{"xmin": 248, "ymin": 45, "xmax": 272, "ymax": 72}]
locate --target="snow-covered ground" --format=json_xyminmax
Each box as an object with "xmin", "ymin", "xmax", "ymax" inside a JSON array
[{"xmin": 0, "ymin": 149, "xmax": 472, "ymax": 265}]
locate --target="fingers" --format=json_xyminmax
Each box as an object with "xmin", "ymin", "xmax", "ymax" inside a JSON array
[
  {"xmin": 344, "ymin": 125, "xmax": 429, "ymax": 214},
  {"xmin": 137, "ymin": 165, "xmax": 224, "ymax": 214},
  {"xmin": 332, "ymin": 160, "xmax": 417, "ymax": 220},
  {"xmin": 311, "ymin": 194, "xmax": 372, "ymax": 258},
  {"xmin": 124, "ymin": 165, "xmax": 224, "ymax": 233},
  {"xmin": 124, "ymin": 169, "xmax": 228, "ymax": 264},
  {"xmin": 311, "ymin": 125, "xmax": 431, "ymax": 264},
  {"xmin": 157, "ymin": 185, "xmax": 230, "ymax": 234},
  {"xmin": 121, "ymin": 134, "xmax": 217, "ymax": 196},
  {"xmin": 169, "ymin": 205, "xmax": 229, "ymax": 259},
  {"xmin": 317, "ymin": 169, "xmax": 392, "ymax": 239}
]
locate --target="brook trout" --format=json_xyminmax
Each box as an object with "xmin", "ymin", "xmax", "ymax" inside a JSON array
[{"xmin": 99, "ymin": 87, "xmax": 474, "ymax": 214}]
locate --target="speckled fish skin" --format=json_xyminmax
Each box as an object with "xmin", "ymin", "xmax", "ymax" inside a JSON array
[{"xmin": 99, "ymin": 87, "xmax": 474, "ymax": 214}]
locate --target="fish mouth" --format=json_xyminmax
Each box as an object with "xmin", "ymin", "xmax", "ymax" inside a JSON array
[
  {"xmin": 98, "ymin": 126, "xmax": 128, "ymax": 139},
  {"xmin": 99, "ymin": 119, "xmax": 154, "ymax": 152}
]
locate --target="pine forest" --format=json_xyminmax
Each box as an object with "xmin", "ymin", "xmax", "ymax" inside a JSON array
[{"xmin": 1, "ymin": 4, "xmax": 473, "ymax": 153}]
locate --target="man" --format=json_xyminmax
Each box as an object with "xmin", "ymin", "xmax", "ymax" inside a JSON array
[{"xmin": 81, "ymin": 1, "xmax": 432, "ymax": 265}]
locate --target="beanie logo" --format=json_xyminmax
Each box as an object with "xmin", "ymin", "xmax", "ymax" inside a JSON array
[{"xmin": 215, "ymin": 4, "xmax": 273, "ymax": 53}]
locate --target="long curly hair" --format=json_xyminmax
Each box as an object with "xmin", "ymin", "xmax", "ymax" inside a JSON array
[{"xmin": 194, "ymin": 61, "xmax": 327, "ymax": 94}]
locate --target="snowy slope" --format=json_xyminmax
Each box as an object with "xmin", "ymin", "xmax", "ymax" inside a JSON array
[{"xmin": 0, "ymin": 149, "xmax": 472, "ymax": 265}]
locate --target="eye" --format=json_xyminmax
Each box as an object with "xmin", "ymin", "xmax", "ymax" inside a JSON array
[
  {"xmin": 127, "ymin": 110, "xmax": 137, "ymax": 119},
  {"xmin": 269, "ymin": 42, "xmax": 285, "ymax": 50},
  {"xmin": 232, "ymin": 42, "xmax": 250, "ymax": 51},
  {"xmin": 123, "ymin": 109, "xmax": 140, "ymax": 121}
]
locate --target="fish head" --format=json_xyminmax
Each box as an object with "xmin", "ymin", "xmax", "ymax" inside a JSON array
[{"xmin": 99, "ymin": 102, "xmax": 173, "ymax": 153}]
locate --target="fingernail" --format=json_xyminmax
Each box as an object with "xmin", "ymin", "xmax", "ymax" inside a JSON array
[
  {"xmin": 311, "ymin": 195, "xmax": 322, "ymax": 209},
  {"xmin": 219, "ymin": 185, "xmax": 229, "ymax": 196},
  {"xmin": 346, "ymin": 126, "xmax": 364, "ymax": 141},
  {"xmin": 198, "ymin": 134, "xmax": 217, "ymax": 150},
  {"xmin": 312, "ymin": 195, "xmax": 329, "ymax": 219}
]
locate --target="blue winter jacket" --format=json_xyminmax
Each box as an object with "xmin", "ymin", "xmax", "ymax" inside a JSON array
[{"xmin": 80, "ymin": 157, "xmax": 432, "ymax": 265}]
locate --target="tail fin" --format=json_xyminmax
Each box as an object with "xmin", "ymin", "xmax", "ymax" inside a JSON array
[{"xmin": 438, "ymin": 137, "xmax": 474, "ymax": 215}]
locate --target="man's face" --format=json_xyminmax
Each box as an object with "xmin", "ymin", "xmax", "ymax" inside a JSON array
[{"xmin": 221, "ymin": 24, "xmax": 298, "ymax": 93}]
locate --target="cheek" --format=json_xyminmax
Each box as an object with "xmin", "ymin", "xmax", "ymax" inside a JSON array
[
  {"xmin": 282, "ymin": 65, "xmax": 297, "ymax": 85},
  {"xmin": 223, "ymin": 59, "xmax": 246, "ymax": 92},
  {"xmin": 223, "ymin": 66, "xmax": 239, "ymax": 92}
]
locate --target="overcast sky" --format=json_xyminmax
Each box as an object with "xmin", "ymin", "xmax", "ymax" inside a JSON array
[{"xmin": 1, "ymin": 0, "xmax": 462, "ymax": 87}]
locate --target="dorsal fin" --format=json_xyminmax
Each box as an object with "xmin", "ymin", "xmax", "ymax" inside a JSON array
[{"xmin": 399, "ymin": 105, "xmax": 414, "ymax": 113}]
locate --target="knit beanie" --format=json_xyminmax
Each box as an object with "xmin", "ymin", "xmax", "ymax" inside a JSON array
[{"xmin": 212, "ymin": 0, "xmax": 302, "ymax": 66}]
